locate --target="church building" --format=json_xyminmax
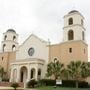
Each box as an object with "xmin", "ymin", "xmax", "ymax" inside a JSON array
[{"xmin": 0, "ymin": 10, "xmax": 88, "ymax": 83}]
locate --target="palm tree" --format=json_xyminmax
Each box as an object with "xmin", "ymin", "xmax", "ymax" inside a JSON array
[
  {"xmin": 67, "ymin": 61, "xmax": 90, "ymax": 89},
  {"xmin": 46, "ymin": 58, "xmax": 64, "ymax": 81},
  {"xmin": 87, "ymin": 62, "xmax": 90, "ymax": 76},
  {"xmin": 0, "ymin": 66, "xmax": 6, "ymax": 80}
]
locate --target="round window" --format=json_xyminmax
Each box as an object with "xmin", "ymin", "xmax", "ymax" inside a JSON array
[{"xmin": 28, "ymin": 47, "xmax": 35, "ymax": 56}]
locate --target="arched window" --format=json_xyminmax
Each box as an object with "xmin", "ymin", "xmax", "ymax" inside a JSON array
[
  {"xmin": 13, "ymin": 36, "xmax": 16, "ymax": 41},
  {"xmin": 4, "ymin": 35, "xmax": 7, "ymax": 40},
  {"xmin": 82, "ymin": 31, "xmax": 85, "ymax": 40},
  {"xmin": 68, "ymin": 30, "xmax": 74, "ymax": 40},
  {"xmin": 12, "ymin": 45, "xmax": 16, "ymax": 51},
  {"xmin": 69, "ymin": 18, "xmax": 73, "ymax": 25},
  {"xmin": 31, "ymin": 68, "xmax": 35, "ymax": 79},
  {"xmin": 3, "ymin": 44, "xmax": 6, "ymax": 52},
  {"xmin": 38, "ymin": 69, "xmax": 41, "ymax": 80}
]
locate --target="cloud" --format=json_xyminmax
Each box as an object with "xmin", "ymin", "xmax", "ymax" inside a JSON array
[{"xmin": 0, "ymin": 0, "xmax": 90, "ymax": 45}]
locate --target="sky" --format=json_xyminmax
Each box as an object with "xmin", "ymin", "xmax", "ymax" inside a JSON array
[{"xmin": 0, "ymin": 0, "xmax": 90, "ymax": 46}]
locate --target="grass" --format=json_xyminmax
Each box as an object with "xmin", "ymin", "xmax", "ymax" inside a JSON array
[{"xmin": 36, "ymin": 86, "xmax": 89, "ymax": 90}]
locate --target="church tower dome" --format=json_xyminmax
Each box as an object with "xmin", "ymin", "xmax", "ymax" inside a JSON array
[
  {"xmin": 63, "ymin": 10, "xmax": 85, "ymax": 42},
  {"xmin": 2, "ymin": 29, "xmax": 19, "ymax": 52},
  {"xmin": 7, "ymin": 29, "xmax": 16, "ymax": 33}
]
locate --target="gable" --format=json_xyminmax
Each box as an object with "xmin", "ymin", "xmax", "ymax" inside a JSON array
[{"xmin": 16, "ymin": 34, "xmax": 49, "ymax": 62}]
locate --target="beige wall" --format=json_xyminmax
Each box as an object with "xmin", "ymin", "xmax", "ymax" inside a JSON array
[
  {"xmin": 88, "ymin": 46, "xmax": 90, "ymax": 62},
  {"xmin": 50, "ymin": 40, "xmax": 88, "ymax": 65},
  {"xmin": 0, "ymin": 52, "xmax": 16, "ymax": 78}
]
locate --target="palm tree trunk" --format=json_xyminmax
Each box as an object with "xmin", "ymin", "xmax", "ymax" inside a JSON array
[{"xmin": 76, "ymin": 80, "xmax": 78, "ymax": 90}]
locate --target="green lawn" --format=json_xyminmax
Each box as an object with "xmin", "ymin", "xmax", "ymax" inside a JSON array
[{"xmin": 26, "ymin": 86, "xmax": 90, "ymax": 90}]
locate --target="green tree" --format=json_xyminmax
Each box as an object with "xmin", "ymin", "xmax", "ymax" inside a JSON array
[
  {"xmin": 46, "ymin": 59, "xmax": 64, "ymax": 80},
  {"xmin": 67, "ymin": 61, "xmax": 90, "ymax": 89},
  {"xmin": 0, "ymin": 66, "xmax": 6, "ymax": 80},
  {"xmin": 87, "ymin": 62, "xmax": 90, "ymax": 76}
]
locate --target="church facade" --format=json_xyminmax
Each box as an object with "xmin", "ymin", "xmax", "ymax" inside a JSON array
[{"xmin": 0, "ymin": 10, "xmax": 88, "ymax": 83}]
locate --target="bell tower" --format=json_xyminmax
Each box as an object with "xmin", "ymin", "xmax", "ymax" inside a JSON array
[
  {"xmin": 63, "ymin": 10, "xmax": 85, "ymax": 42},
  {"xmin": 2, "ymin": 29, "xmax": 19, "ymax": 52}
]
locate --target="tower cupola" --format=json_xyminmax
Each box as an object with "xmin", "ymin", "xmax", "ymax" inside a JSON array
[
  {"xmin": 63, "ymin": 10, "xmax": 85, "ymax": 42},
  {"xmin": 2, "ymin": 29, "xmax": 19, "ymax": 52}
]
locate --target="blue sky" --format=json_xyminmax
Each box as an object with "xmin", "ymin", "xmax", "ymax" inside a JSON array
[{"xmin": 0, "ymin": 0, "xmax": 90, "ymax": 45}]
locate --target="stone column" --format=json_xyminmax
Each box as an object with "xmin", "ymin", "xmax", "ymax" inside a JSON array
[
  {"xmin": 27, "ymin": 64, "xmax": 30, "ymax": 82},
  {"xmin": 35, "ymin": 67, "xmax": 38, "ymax": 81},
  {"xmin": 10, "ymin": 68, "xmax": 13, "ymax": 82},
  {"xmin": 16, "ymin": 66, "xmax": 20, "ymax": 82}
]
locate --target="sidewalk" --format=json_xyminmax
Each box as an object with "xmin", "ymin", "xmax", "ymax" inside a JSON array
[
  {"xmin": 0, "ymin": 86, "xmax": 24, "ymax": 90},
  {"xmin": 0, "ymin": 86, "xmax": 38, "ymax": 90}
]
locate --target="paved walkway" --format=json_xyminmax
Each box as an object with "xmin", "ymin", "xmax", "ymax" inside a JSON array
[
  {"xmin": 0, "ymin": 86, "xmax": 24, "ymax": 89},
  {"xmin": 0, "ymin": 86, "xmax": 38, "ymax": 90}
]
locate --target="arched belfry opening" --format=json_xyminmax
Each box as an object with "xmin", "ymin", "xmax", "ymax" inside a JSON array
[
  {"xmin": 68, "ymin": 30, "xmax": 74, "ymax": 40},
  {"xmin": 3, "ymin": 44, "xmax": 6, "ymax": 52},
  {"xmin": 4, "ymin": 35, "xmax": 7, "ymax": 40},
  {"xmin": 69, "ymin": 18, "xmax": 73, "ymax": 25},
  {"xmin": 13, "ymin": 36, "xmax": 16, "ymax": 41},
  {"xmin": 12, "ymin": 45, "xmax": 16, "ymax": 51}
]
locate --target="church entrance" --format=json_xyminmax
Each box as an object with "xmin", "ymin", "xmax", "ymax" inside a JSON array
[{"xmin": 20, "ymin": 66, "xmax": 28, "ymax": 82}]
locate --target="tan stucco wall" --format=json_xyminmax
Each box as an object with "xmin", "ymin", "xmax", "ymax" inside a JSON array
[
  {"xmin": 50, "ymin": 40, "xmax": 88, "ymax": 65},
  {"xmin": 0, "ymin": 52, "xmax": 16, "ymax": 78}
]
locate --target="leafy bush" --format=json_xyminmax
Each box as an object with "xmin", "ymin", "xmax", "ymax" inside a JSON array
[
  {"xmin": 39, "ymin": 79, "xmax": 55, "ymax": 86},
  {"xmin": 11, "ymin": 82, "xmax": 19, "ymax": 90},
  {"xmin": 2, "ymin": 78, "xmax": 9, "ymax": 82},
  {"xmin": 62, "ymin": 80, "xmax": 75, "ymax": 87},
  {"xmin": 62, "ymin": 80, "xmax": 89, "ymax": 88},
  {"xmin": 39, "ymin": 79, "xmax": 89, "ymax": 88},
  {"xmin": 27, "ymin": 79, "xmax": 37, "ymax": 88},
  {"xmin": 79, "ymin": 81, "xmax": 89, "ymax": 88}
]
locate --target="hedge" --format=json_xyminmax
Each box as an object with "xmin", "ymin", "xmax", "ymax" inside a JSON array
[{"xmin": 39, "ymin": 79, "xmax": 89, "ymax": 88}]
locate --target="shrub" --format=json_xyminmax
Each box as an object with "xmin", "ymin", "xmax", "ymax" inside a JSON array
[
  {"xmin": 27, "ymin": 79, "xmax": 37, "ymax": 88},
  {"xmin": 62, "ymin": 80, "xmax": 75, "ymax": 87},
  {"xmin": 61, "ymin": 80, "xmax": 89, "ymax": 88},
  {"xmin": 39, "ymin": 79, "xmax": 89, "ymax": 88},
  {"xmin": 11, "ymin": 82, "xmax": 19, "ymax": 90},
  {"xmin": 2, "ymin": 78, "xmax": 9, "ymax": 82},
  {"xmin": 79, "ymin": 81, "xmax": 89, "ymax": 88},
  {"xmin": 39, "ymin": 79, "xmax": 55, "ymax": 86}
]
